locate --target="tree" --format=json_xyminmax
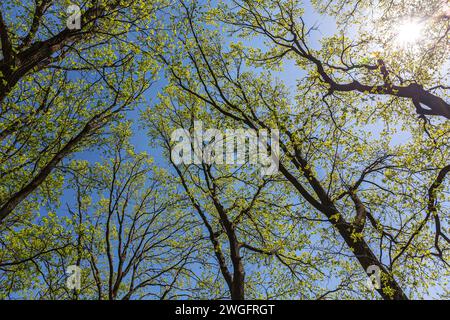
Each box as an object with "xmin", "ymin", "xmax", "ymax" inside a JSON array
[
  {"xmin": 144, "ymin": 88, "xmax": 370, "ymax": 299},
  {"xmin": 0, "ymin": 211, "xmax": 73, "ymax": 299},
  {"xmin": 0, "ymin": 0, "xmax": 167, "ymax": 224},
  {"xmin": 156, "ymin": 0, "xmax": 450, "ymax": 299},
  {"xmin": 1, "ymin": 0, "xmax": 449, "ymax": 301},
  {"xmin": 0, "ymin": 124, "xmax": 196, "ymax": 299}
]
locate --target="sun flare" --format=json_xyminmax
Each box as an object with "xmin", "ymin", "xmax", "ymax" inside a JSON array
[{"xmin": 396, "ymin": 20, "xmax": 424, "ymax": 46}]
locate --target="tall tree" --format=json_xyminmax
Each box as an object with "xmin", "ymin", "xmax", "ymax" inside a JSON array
[
  {"xmin": 0, "ymin": 124, "xmax": 196, "ymax": 299},
  {"xmin": 0, "ymin": 0, "xmax": 168, "ymax": 224},
  {"xmin": 144, "ymin": 88, "xmax": 369, "ymax": 299},
  {"xmin": 156, "ymin": 0, "xmax": 450, "ymax": 299}
]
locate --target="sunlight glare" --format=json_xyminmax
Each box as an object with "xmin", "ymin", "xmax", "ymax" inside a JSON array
[{"xmin": 396, "ymin": 20, "xmax": 424, "ymax": 46}]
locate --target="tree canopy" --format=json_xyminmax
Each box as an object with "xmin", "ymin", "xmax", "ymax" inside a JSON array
[{"xmin": 0, "ymin": 0, "xmax": 449, "ymax": 300}]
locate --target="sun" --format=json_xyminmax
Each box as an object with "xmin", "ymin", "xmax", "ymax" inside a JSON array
[{"xmin": 396, "ymin": 20, "xmax": 424, "ymax": 46}]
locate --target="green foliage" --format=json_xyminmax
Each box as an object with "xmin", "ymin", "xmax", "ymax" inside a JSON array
[{"xmin": 1, "ymin": 0, "xmax": 449, "ymax": 300}]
